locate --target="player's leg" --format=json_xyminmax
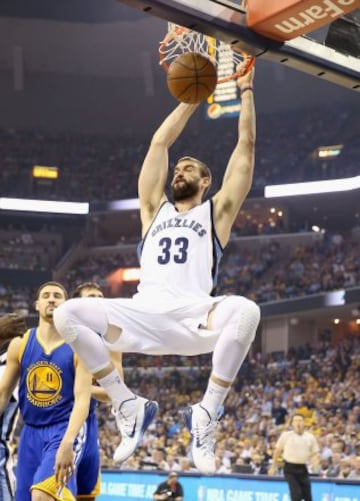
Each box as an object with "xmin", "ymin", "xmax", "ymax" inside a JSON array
[
  {"xmin": 0, "ymin": 400, "xmax": 18, "ymax": 501},
  {"xmin": 15, "ymin": 425, "xmax": 45, "ymax": 501},
  {"xmin": 76, "ymin": 413, "xmax": 100, "ymax": 501},
  {"xmin": 30, "ymin": 422, "xmax": 81, "ymax": 501},
  {"xmin": 0, "ymin": 442, "xmax": 15, "ymax": 501},
  {"xmin": 53, "ymin": 298, "xmax": 158, "ymax": 464},
  {"xmin": 184, "ymin": 295, "xmax": 260, "ymax": 473},
  {"xmin": 31, "ymin": 490, "xmax": 62, "ymax": 500},
  {"xmin": 205, "ymin": 295, "xmax": 260, "ymax": 413},
  {"xmin": 54, "ymin": 298, "xmax": 140, "ymax": 404}
]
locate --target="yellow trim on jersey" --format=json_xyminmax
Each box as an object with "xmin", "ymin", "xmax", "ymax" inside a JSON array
[
  {"xmin": 31, "ymin": 474, "xmax": 75, "ymax": 500},
  {"xmin": 18, "ymin": 329, "xmax": 31, "ymax": 363},
  {"xmin": 36, "ymin": 330, "xmax": 65, "ymax": 355}
]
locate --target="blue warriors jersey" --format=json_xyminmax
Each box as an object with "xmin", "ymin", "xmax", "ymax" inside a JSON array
[
  {"xmin": 18, "ymin": 328, "xmax": 77, "ymax": 426},
  {"xmin": 137, "ymin": 199, "xmax": 223, "ymax": 300},
  {"xmin": 15, "ymin": 328, "xmax": 100, "ymax": 501}
]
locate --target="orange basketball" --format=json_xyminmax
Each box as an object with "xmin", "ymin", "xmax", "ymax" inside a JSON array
[{"xmin": 167, "ymin": 52, "xmax": 217, "ymax": 104}]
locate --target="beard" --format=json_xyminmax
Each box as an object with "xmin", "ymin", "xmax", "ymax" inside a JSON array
[{"xmin": 171, "ymin": 179, "xmax": 199, "ymax": 201}]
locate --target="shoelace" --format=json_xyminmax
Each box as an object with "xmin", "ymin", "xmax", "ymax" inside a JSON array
[
  {"xmin": 193, "ymin": 419, "xmax": 218, "ymax": 454},
  {"xmin": 111, "ymin": 405, "xmax": 136, "ymax": 438}
]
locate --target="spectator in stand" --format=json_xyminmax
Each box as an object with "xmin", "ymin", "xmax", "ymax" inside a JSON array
[
  {"xmin": 153, "ymin": 472, "xmax": 184, "ymax": 501},
  {"xmin": 272, "ymin": 398, "xmax": 288, "ymax": 426},
  {"xmin": 348, "ymin": 456, "xmax": 360, "ymax": 480},
  {"xmin": 326, "ymin": 452, "xmax": 342, "ymax": 478},
  {"xmin": 337, "ymin": 458, "xmax": 352, "ymax": 479}
]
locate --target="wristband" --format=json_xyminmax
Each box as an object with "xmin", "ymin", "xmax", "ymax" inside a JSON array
[{"xmin": 240, "ymin": 86, "xmax": 254, "ymax": 95}]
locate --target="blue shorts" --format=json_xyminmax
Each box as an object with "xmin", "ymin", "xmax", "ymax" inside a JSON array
[
  {"xmin": 77, "ymin": 413, "xmax": 101, "ymax": 498},
  {"xmin": 15, "ymin": 416, "xmax": 99, "ymax": 501}
]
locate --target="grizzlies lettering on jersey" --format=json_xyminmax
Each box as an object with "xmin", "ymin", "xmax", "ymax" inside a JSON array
[
  {"xmin": 137, "ymin": 199, "xmax": 223, "ymax": 300},
  {"xmin": 18, "ymin": 328, "xmax": 77, "ymax": 426}
]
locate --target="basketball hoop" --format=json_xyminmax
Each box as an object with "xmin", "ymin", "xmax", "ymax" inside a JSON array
[{"xmin": 159, "ymin": 23, "xmax": 255, "ymax": 84}]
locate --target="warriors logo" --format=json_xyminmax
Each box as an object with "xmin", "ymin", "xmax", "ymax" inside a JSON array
[{"xmin": 26, "ymin": 361, "xmax": 63, "ymax": 407}]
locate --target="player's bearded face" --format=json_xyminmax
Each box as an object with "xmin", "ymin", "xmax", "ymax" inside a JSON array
[{"xmin": 171, "ymin": 177, "xmax": 200, "ymax": 201}]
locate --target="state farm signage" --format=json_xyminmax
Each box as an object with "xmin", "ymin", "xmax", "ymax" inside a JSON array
[{"xmin": 247, "ymin": 0, "xmax": 360, "ymax": 41}]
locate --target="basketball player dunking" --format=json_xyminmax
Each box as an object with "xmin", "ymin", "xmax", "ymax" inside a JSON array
[{"xmin": 54, "ymin": 66, "xmax": 259, "ymax": 474}]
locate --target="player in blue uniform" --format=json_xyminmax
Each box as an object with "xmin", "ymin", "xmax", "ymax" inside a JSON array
[
  {"xmin": 71, "ymin": 281, "xmax": 124, "ymax": 501},
  {"xmin": 54, "ymin": 66, "xmax": 259, "ymax": 474},
  {"xmin": 0, "ymin": 313, "xmax": 26, "ymax": 501},
  {"xmin": 0, "ymin": 282, "xmax": 93, "ymax": 501}
]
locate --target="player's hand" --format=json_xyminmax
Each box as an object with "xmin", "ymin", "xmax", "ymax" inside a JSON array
[
  {"xmin": 55, "ymin": 441, "xmax": 75, "ymax": 487},
  {"xmin": 236, "ymin": 60, "xmax": 255, "ymax": 88},
  {"xmin": 0, "ymin": 313, "xmax": 26, "ymax": 341}
]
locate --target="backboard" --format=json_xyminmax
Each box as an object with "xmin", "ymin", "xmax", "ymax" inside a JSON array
[{"xmin": 117, "ymin": 0, "xmax": 360, "ymax": 91}]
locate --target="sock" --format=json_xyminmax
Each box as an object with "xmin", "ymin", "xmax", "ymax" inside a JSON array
[
  {"xmin": 201, "ymin": 379, "xmax": 230, "ymax": 419},
  {"xmin": 97, "ymin": 370, "xmax": 135, "ymax": 406}
]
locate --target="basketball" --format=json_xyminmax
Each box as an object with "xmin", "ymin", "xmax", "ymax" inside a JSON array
[{"xmin": 166, "ymin": 52, "xmax": 217, "ymax": 104}]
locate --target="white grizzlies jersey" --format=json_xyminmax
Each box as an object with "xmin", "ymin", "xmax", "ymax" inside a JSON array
[{"xmin": 137, "ymin": 199, "xmax": 223, "ymax": 302}]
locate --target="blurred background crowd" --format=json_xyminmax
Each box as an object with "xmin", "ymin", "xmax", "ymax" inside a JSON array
[{"xmin": 1, "ymin": 102, "xmax": 359, "ymax": 480}]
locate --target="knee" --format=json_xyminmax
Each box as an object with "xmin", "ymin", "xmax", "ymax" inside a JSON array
[
  {"xmin": 222, "ymin": 296, "xmax": 260, "ymax": 321},
  {"xmin": 221, "ymin": 296, "xmax": 260, "ymax": 343},
  {"xmin": 53, "ymin": 298, "xmax": 83, "ymax": 343},
  {"xmin": 238, "ymin": 297, "xmax": 260, "ymax": 342},
  {"xmin": 238, "ymin": 296, "xmax": 261, "ymax": 323}
]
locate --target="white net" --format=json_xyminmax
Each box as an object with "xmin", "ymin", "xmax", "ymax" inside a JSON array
[{"xmin": 159, "ymin": 22, "xmax": 252, "ymax": 83}]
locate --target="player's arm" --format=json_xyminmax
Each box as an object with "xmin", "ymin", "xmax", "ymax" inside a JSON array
[
  {"xmin": 138, "ymin": 102, "xmax": 199, "ymax": 235},
  {"xmin": 55, "ymin": 360, "xmax": 92, "ymax": 486},
  {"xmin": 0, "ymin": 337, "xmax": 22, "ymax": 416},
  {"xmin": 0, "ymin": 313, "xmax": 26, "ymax": 349},
  {"xmin": 213, "ymin": 67, "xmax": 256, "ymax": 247},
  {"xmin": 91, "ymin": 351, "xmax": 124, "ymax": 402}
]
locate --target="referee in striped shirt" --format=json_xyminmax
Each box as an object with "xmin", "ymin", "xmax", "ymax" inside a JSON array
[{"xmin": 269, "ymin": 413, "xmax": 320, "ymax": 501}]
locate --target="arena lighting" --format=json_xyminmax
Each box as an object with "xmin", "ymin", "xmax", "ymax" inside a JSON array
[
  {"xmin": 108, "ymin": 198, "xmax": 140, "ymax": 211},
  {"xmin": 324, "ymin": 290, "xmax": 345, "ymax": 307},
  {"xmin": 32, "ymin": 165, "xmax": 59, "ymax": 179},
  {"xmin": 264, "ymin": 175, "xmax": 360, "ymax": 198},
  {"xmin": 0, "ymin": 198, "xmax": 89, "ymax": 215},
  {"xmin": 316, "ymin": 144, "xmax": 343, "ymax": 159},
  {"xmin": 122, "ymin": 268, "xmax": 141, "ymax": 281}
]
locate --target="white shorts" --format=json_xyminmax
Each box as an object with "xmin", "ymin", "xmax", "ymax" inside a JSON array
[{"xmin": 100, "ymin": 294, "xmax": 225, "ymax": 356}]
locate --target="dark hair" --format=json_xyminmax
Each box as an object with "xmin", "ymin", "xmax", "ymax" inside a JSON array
[
  {"xmin": 72, "ymin": 281, "xmax": 103, "ymax": 298},
  {"xmin": 176, "ymin": 156, "xmax": 212, "ymax": 180},
  {"xmin": 35, "ymin": 281, "xmax": 68, "ymax": 300}
]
